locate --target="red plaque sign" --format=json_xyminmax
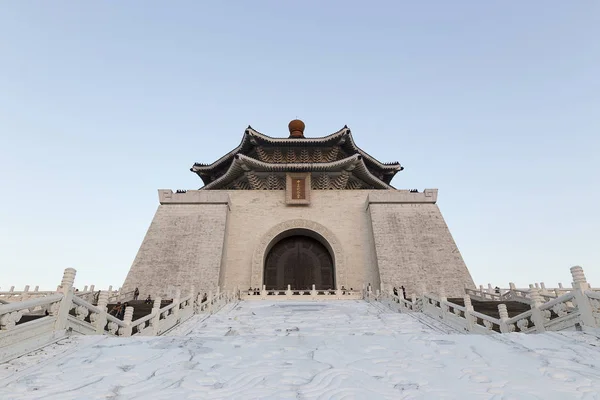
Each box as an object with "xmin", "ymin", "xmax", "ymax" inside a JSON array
[
  {"xmin": 292, "ymin": 178, "xmax": 306, "ymax": 200},
  {"xmin": 286, "ymin": 173, "xmax": 310, "ymax": 205}
]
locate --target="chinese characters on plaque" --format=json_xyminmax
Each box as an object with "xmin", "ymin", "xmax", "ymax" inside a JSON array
[
  {"xmin": 286, "ymin": 173, "xmax": 311, "ymax": 205},
  {"xmin": 292, "ymin": 178, "xmax": 305, "ymax": 200}
]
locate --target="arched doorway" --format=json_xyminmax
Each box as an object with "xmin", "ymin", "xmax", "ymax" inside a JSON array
[{"xmin": 264, "ymin": 235, "xmax": 334, "ymax": 290}]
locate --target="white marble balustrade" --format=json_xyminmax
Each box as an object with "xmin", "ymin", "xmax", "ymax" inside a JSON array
[{"xmin": 0, "ymin": 268, "xmax": 236, "ymax": 364}]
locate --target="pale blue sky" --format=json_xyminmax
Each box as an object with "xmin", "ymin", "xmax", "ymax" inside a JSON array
[{"xmin": 1, "ymin": 1, "xmax": 598, "ymax": 291}]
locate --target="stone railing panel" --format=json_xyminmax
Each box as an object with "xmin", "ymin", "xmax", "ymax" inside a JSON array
[{"xmin": 586, "ymin": 291, "xmax": 600, "ymax": 327}]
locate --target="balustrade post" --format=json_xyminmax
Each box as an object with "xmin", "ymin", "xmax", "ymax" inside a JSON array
[
  {"xmin": 286, "ymin": 285, "xmax": 292, "ymax": 299},
  {"xmin": 498, "ymin": 304, "xmax": 510, "ymax": 333},
  {"xmin": 120, "ymin": 306, "xmax": 134, "ymax": 337},
  {"xmin": 529, "ymin": 288, "xmax": 546, "ymax": 333},
  {"xmin": 83, "ymin": 285, "xmax": 88, "ymax": 292},
  {"xmin": 89, "ymin": 285, "xmax": 95, "ymax": 292},
  {"xmin": 571, "ymin": 266, "xmax": 590, "ymax": 290},
  {"xmin": 34, "ymin": 285, "xmax": 39, "ymax": 292},
  {"xmin": 464, "ymin": 295, "xmax": 474, "ymax": 332},
  {"xmin": 189, "ymin": 285, "xmax": 197, "ymax": 312},
  {"xmin": 22, "ymin": 285, "xmax": 30, "ymax": 301},
  {"xmin": 150, "ymin": 297, "xmax": 162, "ymax": 335},
  {"xmin": 558, "ymin": 282, "xmax": 563, "ymax": 289},
  {"xmin": 540, "ymin": 282, "xmax": 547, "ymax": 294},
  {"xmin": 487, "ymin": 283, "xmax": 493, "ymax": 293},
  {"xmin": 261, "ymin": 285, "xmax": 267, "ymax": 300},
  {"xmin": 9, "ymin": 286, "xmax": 14, "ymax": 292},
  {"xmin": 207, "ymin": 291, "xmax": 213, "ymax": 313},
  {"xmin": 54, "ymin": 268, "xmax": 77, "ymax": 331},
  {"xmin": 509, "ymin": 282, "xmax": 516, "ymax": 291},
  {"xmin": 173, "ymin": 289, "xmax": 181, "ymax": 321},
  {"xmin": 479, "ymin": 285, "xmax": 484, "ymax": 297},
  {"xmin": 95, "ymin": 291, "xmax": 109, "ymax": 334},
  {"xmin": 311, "ymin": 284, "xmax": 317, "ymax": 300},
  {"xmin": 569, "ymin": 266, "xmax": 596, "ymax": 328},
  {"xmin": 410, "ymin": 293, "xmax": 416, "ymax": 311},
  {"xmin": 439, "ymin": 287, "xmax": 447, "ymax": 320}
]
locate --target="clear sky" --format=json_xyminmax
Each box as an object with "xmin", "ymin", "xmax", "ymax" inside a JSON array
[{"xmin": 1, "ymin": 1, "xmax": 598, "ymax": 292}]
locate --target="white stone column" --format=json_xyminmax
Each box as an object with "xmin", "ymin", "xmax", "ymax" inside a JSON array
[
  {"xmin": 261, "ymin": 285, "xmax": 267, "ymax": 300},
  {"xmin": 438, "ymin": 287, "xmax": 447, "ymax": 320},
  {"xmin": 463, "ymin": 295, "xmax": 474, "ymax": 332},
  {"xmin": 286, "ymin": 285, "xmax": 292, "ymax": 300},
  {"xmin": 95, "ymin": 291, "xmax": 109, "ymax": 334},
  {"xmin": 120, "ymin": 306, "xmax": 134, "ymax": 337},
  {"xmin": 571, "ymin": 266, "xmax": 590, "ymax": 290},
  {"xmin": 173, "ymin": 289, "xmax": 181, "ymax": 322},
  {"xmin": 22, "ymin": 285, "xmax": 30, "ymax": 301},
  {"xmin": 498, "ymin": 304, "xmax": 510, "ymax": 333},
  {"xmin": 189, "ymin": 285, "xmax": 197, "ymax": 312},
  {"xmin": 207, "ymin": 290, "xmax": 213, "ymax": 313},
  {"xmin": 569, "ymin": 266, "xmax": 596, "ymax": 328},
  {"xmin": 54, "ymin": 268, "xmax": 77, "ymax": 331},
  {"xmin": 529, "ymin": 288, "xmax": 546, "ymax": 333},
  {"xmin": 151, "ymin": 297, "xmax": 162, "ymax": 335}
]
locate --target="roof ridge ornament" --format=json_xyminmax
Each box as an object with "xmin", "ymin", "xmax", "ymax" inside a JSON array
[{"xmin": 288, "ymin": 119, "xmax": 305, "ymax": 138}]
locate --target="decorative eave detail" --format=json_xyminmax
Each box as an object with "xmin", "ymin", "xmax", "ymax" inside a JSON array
[
  {"xmin": 191, "ymin": 125, "xmax": 403, "ymax": 186},
  {"xmin": 201, "ymin": 154, "xmax": 392, "ymax": 190}
]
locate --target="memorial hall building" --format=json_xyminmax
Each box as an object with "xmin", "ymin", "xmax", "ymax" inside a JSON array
[{"xmin": 122, "ymin": 120, "xmax": 475, "ymax": 298}]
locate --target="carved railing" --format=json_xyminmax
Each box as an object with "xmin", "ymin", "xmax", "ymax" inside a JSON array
[
  {"xmin": 198, "ymin": 290, "xmax": 235, "ymax": 314},
  {"xmin": 0, "ymin": 285, "xmax": 130, "ymax": 306},
  {"xmin": 3, "ymin": 265, "xmax": 599, "ymax": 364},
  {"xmin": 466, "ymin": 281, "xmax": 600, "ymax": 305},
  {"xmin": 0, "ymin": 270, "xmax": 237, "ymax": 363},
  {"xmin": 372, "ymin": 266, "xmax": 600, "ymax": 335},
  {"xmin": 241, "ymin": 284, "xmax": 362, "ymax": 300},
  {"xmin": 586, "ymin": 290, "xmax": 600, "ymax": 327}
]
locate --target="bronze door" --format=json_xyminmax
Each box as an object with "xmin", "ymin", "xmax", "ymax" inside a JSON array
[{"xmin": 264, "ymin": 236, "xmax": 334, "ymax": 290}]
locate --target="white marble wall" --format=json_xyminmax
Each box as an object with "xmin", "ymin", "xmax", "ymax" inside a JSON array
[{"xmin": 122, "ymin": 188, "xmax": 474, "ymax": 298}]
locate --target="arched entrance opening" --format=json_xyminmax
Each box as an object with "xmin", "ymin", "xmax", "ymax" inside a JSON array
[{"xmin": 263, "ymin": 230, "xmax": 335, "ymax": 290}]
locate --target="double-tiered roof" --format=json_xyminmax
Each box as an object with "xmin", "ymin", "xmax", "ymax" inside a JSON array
[{"xmin": 191, "ymin": 120, "xmax": 403, "ymax": 190}]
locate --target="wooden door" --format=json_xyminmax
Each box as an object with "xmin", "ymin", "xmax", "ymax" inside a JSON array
[{"xmin": 264, "ymin": 236, "xmax": 334, "ymax": 290}]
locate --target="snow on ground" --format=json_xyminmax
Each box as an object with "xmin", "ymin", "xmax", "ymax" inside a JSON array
[{"xmin": 1, "ymin": 300, "xmax": 600, "ymax": 399}]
